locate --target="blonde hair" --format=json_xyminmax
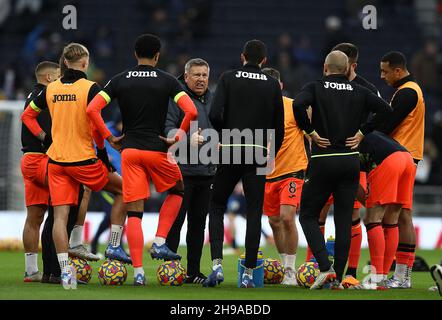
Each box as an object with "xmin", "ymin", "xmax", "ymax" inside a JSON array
[{"xmin": 62, "ymin": 43, "xmax": 89, "ymax": 64}]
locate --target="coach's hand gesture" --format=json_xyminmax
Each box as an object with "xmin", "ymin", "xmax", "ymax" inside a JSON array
[
  {"xmin": 346, "ymin": 131, "xmax": 364, "ymax": 150},
  {"xmin": 107, "ymin": 134, "xmax": 124, "ymax": 151},
  {"xmin": 310, "ymin": 131, "xmax": 331, "ymax": 148},
  {"xmin": 190, "ymin": 128, "xmax": 204, "ymax": 147}
]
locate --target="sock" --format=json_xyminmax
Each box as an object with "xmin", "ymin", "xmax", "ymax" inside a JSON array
[
  {"xmin": 212, "ymin": 258, "xmax": 222, "ymax": 271},
  {"xmin": 347, "ymin": 219, "xmax": 362, "ymax": 278},
  {"xmin": 279, "ymin": 253, "xmax": 287, "ymax": 267},
  {"xmin": 110, "ymin": 224, "xmax": 124, "ymax": 247},
  {"xmin": 366, "ymin": 223, "xmax": 385, "ymax": 277},
  {"xmin": 25, "ymin": 253, "xmax": 38, "ymax": 275},
  {"xmin": 285, "ymin": 254, "xmax": 296, "ymax": 270},
  {"xmin": 407, "ymin": 246, "xmax": 416, "ymax": 268},
  {"xmin": 382, "ymin": 224, "xmax": 399, "ymax": 275},
  {"xmin": 394, "ymin": 263, "xmax": 408, "ymax": 282},
  {"xmin": 69, "ymin": 225, "xmax": 83, "ymax": 248},
  {"xmin": 370, "ymin": 273, "xmax": 384, "ymax": 284},
  {"xmin": 154, "ymin": 236, "xmax": 166, "ymax": 246},
  {"xmin": 127, "ymin": 214, "xmax": 144, "ymax": 268},
  {"xmin": 57, "ymin": 253, "xmax": 70, "ymax": 274},
  {"xmin": 134, "ymin": 267, "xmax": 144, "ymax": 277},
  {"xmin": 396, "ymin": 243, "xmax": 415, "ymax": 280},
  {"xmin": 306, "ymin": 222, "xmax": 325, "ymax": 262},
  {"xmin": 156, "ymin": 194, "xmax": 183, "ymax": 238},
  {"xmin": 406, "ymin": 245, "xmax": 416, "ymax": 280}
]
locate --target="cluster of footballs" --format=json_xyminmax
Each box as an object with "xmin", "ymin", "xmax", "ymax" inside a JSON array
[
  {"xmin": 263, "ymin": 258, "xmax": 319, "ymax": 288},
  {"xmin": 69, "ymin": 256, "xmax": 319, "ymax": 288},
  {"xmin": 68, "ymin": 258, "xmax": 186, "ymax": 286}
]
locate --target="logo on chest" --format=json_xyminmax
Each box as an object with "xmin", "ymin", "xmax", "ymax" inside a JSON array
[
  {"xmin": 235, "ymin": 71, "xmax": 267, "ymax": 81},
  {"xmin": 52, "ymin": 94, "xmax": 77, "ymax": 103}
]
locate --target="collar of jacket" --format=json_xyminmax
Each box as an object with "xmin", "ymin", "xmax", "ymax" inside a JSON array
[
  {"xmin": 323, "ymin": 73, "xmax": 348, "ymax": 80},
  {"xmin": 393, "ymin": 74, "xmax": 415, "ymax": 88},
  {"xmin": 34, "ymin": 83, "xmax": 46, "ymax": 91},
  {"xmin": 243, "ymin": 63, "xmax": 261, "ymax": 70},
  {"xmin": 61, "ymin": 68, "xmax": 87, "ymax": 83}
]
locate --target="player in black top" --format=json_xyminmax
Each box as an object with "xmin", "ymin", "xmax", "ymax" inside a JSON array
[
  {"xmin": 88, "ymin": 34, "xmax": 198, "ymax": 286},
  {"xmin": 293, "ymin": 50, "xmax": 392, "ymax": 289},
  {"xmin": 21, "ymin": 61, "xmax": 59, "ymax": 283},
  {"xmin": 318, "ymin": 43, "xmax": 381, "ymax": 283},
  {"xmin": 203, "ymin": 39, "xmax": 284, "ymax": 288}
]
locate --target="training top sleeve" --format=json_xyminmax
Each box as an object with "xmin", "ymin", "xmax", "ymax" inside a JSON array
[
  {"xmin": 21, "ymin": 88, "xmax": 49, "ymax": 138},
  {"xmin": 86, "ymin": 81, "xmax": 113, "ymax": 140},
  {"xmin": 360, "ymin": 90, "xmax": 393, "ymax": 135},
  {"xmin": 293, "ymin": 82, "xmax": 315, "ymax": 135},
  {"xmin": 209, "ymin": 72, "xmax": 228, "ymax": 132},
  {"xmin": 169, "ymin": 77, "xmax": 197, "ymax": 140},
  {"xmin": 30, "ymin": 87, "xmax": 49, "ymax": 112},
  {"xmin": 87, "ymin": 83, "xmax": 102, "ymax": 104},
  {"xmin": 165, "ymin": 99, "xmax": 183, "ymax": 136},
  {"xmin": 375, "ymin": 88, "xmax": 418, "ymax": 135},
  {"xmin": 169, "ymin": 76, "xmax": 185, "ymax": 99},
  {"xmin": 100, "ymin": 76, "xmax": 119, "ymax": 103}
]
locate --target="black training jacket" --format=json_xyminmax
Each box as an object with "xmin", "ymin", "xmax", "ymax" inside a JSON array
[
  {"xmin": 293, "ymin": 74, "xmax": 392, "ymax": 158},
  {"xmin": 209, "ymin": 63, "xmax": 284, "ymax": 162}
]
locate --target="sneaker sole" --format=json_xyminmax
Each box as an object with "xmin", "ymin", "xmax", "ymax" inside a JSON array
[
  {"xmin": 105, "ymin": 254, "xmax": 132, "ymax": 265},
  {"xmin": 68, "ymin": 252, "xmax": 100, "ymax": 261},
  {"xmin": 150, "ymin": 253, "xmax": 181, "ymax": 261},
  {"xmin": 310, "ymin": 273, "xmax": 336, "ymax": 290}
]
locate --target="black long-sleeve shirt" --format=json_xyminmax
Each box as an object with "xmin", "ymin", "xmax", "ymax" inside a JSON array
[
  {"xmin": 293, "ymin": 74, "xmax": 392, "ymax": 157},
  {"xmin": 375, "ymin": 74, "xmax": 418, "ymax": 135},
  {"xmin": 209, "ymin": 63, "xmax": 284, "ymax": 160},
  {"xmin": 21, "ymin": 83, "xmax": 51, "ymax": 153}
]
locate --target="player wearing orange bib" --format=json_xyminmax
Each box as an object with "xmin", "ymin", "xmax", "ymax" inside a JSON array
[
  {"xmin": 262, "ymin": 68, "xmax": 308, "ymax": 285},
  {"xmin": 378, "ymin": 51, "xmax": 425, "ymax": 288},
  {"xmin": 21, "ymin": 43, "xmax": 129, "ymax": 289}
]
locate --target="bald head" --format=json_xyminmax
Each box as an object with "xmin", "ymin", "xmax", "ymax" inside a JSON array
[{"xmin": 324, "ymin": 50, "xmax": 349, "ymax": 75}]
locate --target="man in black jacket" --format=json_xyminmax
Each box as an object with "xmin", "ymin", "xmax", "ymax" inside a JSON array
[
  {"xmin": 165, "ymin": 58, "xmax": 215, "ymax": 284},
  {"xmin": 293, "ymin": 50, "xmax": 392, "ymax": 289},
  {"xmin": 203, "ymin": 39, "xmax": 284, "ymax": 288}
]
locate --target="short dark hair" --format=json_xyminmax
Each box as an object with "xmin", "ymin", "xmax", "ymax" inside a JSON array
[
  {"xmin": 35, "ymin": 61, "xmax": 59, "ymax": 78},
  {"xmin": 135, "ymin": 34, "xmax": 161, "ymax": 59},
  {"xmin": 332, "ymin": 43, "xmax": 358, "ymax": 63},
  {"xmin": 381, "ymin": 51, "xmax": 407, "ymax": 69},
  {"xmin": 262, "ymin": 67, "xmax": 280, "ymax": 81},
  {"xmin": 243, "ymin": 39, "xmax": 267, "ymax": 65}
]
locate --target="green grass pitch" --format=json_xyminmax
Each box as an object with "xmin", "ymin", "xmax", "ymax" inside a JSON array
[{"xmin": 0, "ymin": 245, "xmax": 440, "ymax": 300}]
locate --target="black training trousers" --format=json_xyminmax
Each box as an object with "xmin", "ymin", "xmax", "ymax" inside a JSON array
[
  {"xmin": 299, "ymin": 155, "xmax": 359, "ymax": 282},
  {"xmin": 209, "ymin": 164, "xmax": 266, "ymax": 269},
  {"xmin": 166, "ymin": 175, "xmax": 214, "ymax": 275},
  {"xmin": 41, "ymin": 187, "xmax": 83, "ymax": 277}
]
